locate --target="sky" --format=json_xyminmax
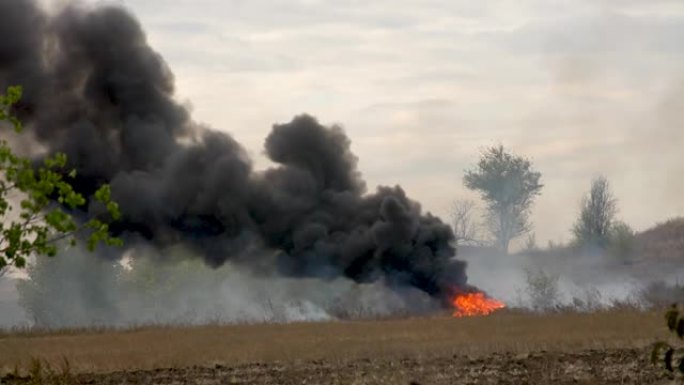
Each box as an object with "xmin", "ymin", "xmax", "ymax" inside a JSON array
[{"xmin": 46, "ymin": 0, "xmax": 684, "ymax": 246}]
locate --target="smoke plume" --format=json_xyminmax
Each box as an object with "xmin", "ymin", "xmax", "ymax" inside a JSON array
[{"xmin": 0, "ymin": 0, "xmax": 467, "ymax": 305}]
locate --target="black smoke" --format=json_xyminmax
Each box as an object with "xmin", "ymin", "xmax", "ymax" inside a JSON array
[{"xmin": 0, "ymin": 0, "xmax": 467, "ymax": 302}]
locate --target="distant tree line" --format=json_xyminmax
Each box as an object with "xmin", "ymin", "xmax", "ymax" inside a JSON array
[{"xmin": 454, "ymin": 145, "xmax": 636, "ymax": 258}]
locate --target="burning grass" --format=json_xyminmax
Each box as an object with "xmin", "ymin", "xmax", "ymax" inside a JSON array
[{"xmin": 451, "ymin": 291, "xmax": 506, "ymax": 317}]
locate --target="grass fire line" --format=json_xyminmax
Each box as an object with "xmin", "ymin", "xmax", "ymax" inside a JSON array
[{"xmin": 452, "ymin": 292, "xmax": 506, "ymax": 317}]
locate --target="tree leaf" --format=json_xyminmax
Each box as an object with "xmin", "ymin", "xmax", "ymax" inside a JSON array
[{"xmin": 0, "ymin": 86, "xmax": 123, "ymax": 267}]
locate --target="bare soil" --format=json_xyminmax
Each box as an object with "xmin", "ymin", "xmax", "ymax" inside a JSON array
[
  {"xmin": 0, "ymin": 310, "xmax": 672, "ymax": 384},
  {"xmin": 2, "ymin": 348, "xmax": 667, "ymax": 384}
]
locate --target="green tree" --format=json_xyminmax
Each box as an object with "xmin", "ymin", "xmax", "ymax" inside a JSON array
[
  {"xmin": 0, "ymin": 86, "xmax": 121, "ymax": 274},
  {"xmin": 463, "ymin": 145, "xmax": 543, "ymax": 253},
  {"xmin": 572, "ymin": 176, "xmax": 616, "ymax": 250}
]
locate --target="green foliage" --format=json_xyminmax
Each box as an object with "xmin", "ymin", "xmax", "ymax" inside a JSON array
[
  {"xmin": 607, "ymin": 220, "xmax": 637, "ymax": 260},
  {"xmin": 652, "ymin": 304, "xmax": 684, "ymax": 378},
  {"xmin": 572, "ymin": 176, "xmax": 616, "ymax": 250},
  {"xmin": 0, "ymin": 86, "xmax": 121, "ymax": 272},
  {"xmin": 463, "ymin": 145, "xmax": 543, "ymax": 253},
  {"xmin": 572, "ymin": 177, "xmax": 637, "ymax": 259},
  {"xmin": 0, "ymin": 85, "xmax": 23, "ymax": 133}
]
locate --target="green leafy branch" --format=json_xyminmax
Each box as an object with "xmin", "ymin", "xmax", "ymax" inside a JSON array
[{"xmin": 0, "ymin": 86, "xmax": 122, "ymax": 272}]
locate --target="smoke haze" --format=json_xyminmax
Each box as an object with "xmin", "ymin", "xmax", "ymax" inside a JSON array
[
  {"xmin": 462, "ymin": 248, "xmax": 684, "ymax": 311},
  {"xmin": 13, "ymin": 246, "xmax": 438, "ymax": 328}
]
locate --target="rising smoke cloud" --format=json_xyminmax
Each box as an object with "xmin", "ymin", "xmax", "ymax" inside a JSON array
[{"xmin": 0, "ymin": 0, "xmax": 467, "ymax": 307}]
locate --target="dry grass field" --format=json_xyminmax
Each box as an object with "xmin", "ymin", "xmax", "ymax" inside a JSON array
[{"xmin": 0, "ymin": 309, "xmax": 673, "ymax": 384}]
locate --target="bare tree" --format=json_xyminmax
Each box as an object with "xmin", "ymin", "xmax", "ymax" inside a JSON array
[
  {"xmin": 572, "ymin": 176, "xmax": 617, "ymax": 249},
  {"xmin": 524, "ymin": 267, "xmax": 560, "ymax": 311},
  {"xmin": 450, "ymin": 199, "xmax": 480, "ymax": 246},
  {"xmin": 524, "ymin": 232, "xmax": 538, "ymax": 252},
  {"xmin": 464, "ymin": 145, "xmax": 543, "ymax": 253}
]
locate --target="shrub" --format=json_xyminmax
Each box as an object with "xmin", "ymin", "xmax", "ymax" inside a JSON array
[
  {"xmin": 652, "ymin": 304, "xmax": 684, "ymax": 378},
  {"xmin": 524, "ymin": 267, "xmax": 560, "ymax": 311},
  {"xmin": 607, "ymin": 220, "xmax": 637, "ymax": 261}
]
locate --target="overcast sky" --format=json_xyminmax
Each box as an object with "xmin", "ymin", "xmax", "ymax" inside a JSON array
[{"xmin": 54, "ymin": 0, "xmax": 684, "ymax": 246}]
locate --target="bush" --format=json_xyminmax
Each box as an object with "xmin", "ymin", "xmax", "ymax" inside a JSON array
[
  {"xmin": 524, "ymin": 267, "xmax": 560, "ymax": 311},
  {"xmin": 652, "ymin": 304, "xmax": 684, "ymax": 378},
  {"xmin": 640, "ymin": 281, "xmax": 684, "ymax": 308},
  {"xmin": 607, "ymin": 220, "xmax": 637, "ymax": 261}
]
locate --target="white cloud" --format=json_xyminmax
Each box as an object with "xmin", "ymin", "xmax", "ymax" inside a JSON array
[{"xmin": 62, "ymin": 0, "xmax": 684, "ymax": 243}]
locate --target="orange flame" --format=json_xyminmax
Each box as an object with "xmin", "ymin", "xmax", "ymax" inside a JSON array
[{"xmin": 452, "ymin": 291, "xmax": 505, "ymax": 317}]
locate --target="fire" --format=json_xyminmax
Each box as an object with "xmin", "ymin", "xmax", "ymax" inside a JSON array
[{"xmin": 452, "ymin": 291, "xmax": 505, "ymax": 317}]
